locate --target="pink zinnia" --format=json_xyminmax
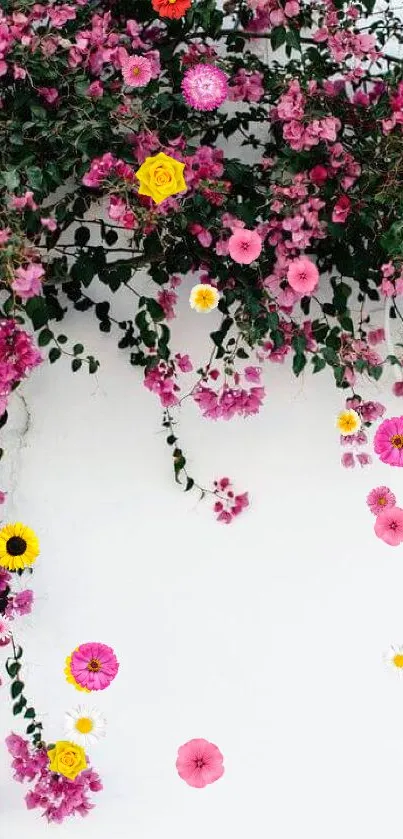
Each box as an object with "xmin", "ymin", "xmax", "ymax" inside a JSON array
[
  {"xmin": 70, "ymin": 642, "xmax": 119, "ymax": 691},
  {"xmin": 287, "ymin": 257, "xmax": 319, "ymax": 294},
  {"xmin": 121, "ymin": 55, "xmax": 152, "ymax": 88},
  {"xmin": 374, "ymin": 507, "xmax": 403, "ymax": 546},
  {"xmin": 374, "ymin": 416, "xmax": 403, "ymax": 467},
  {"xmin": 228, "ymin": 228, "xmax": 262, "ymax": 265},
  {"xmin": 367, "ymin": 486, "xmax": 396, "ymax": 516},
  {"xmin": 176, "ymin": 738, "xmax": 224, "ymax": 788},
  {"xmin": 182, "ymin": 64, "xmax": 228, "ymax": 111}
]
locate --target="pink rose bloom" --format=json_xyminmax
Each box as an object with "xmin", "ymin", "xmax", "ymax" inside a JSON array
[
  {"xmin": 309, "ymin": 165, "xmax": 328, "ymax": 185},
  {"xmin": 37, "ymin": 87, "xmax": 59, "ymax": 105},
  {"xmin": 287, "ymin": 257, "xmax": 319, "ymax": 294},
  {"xmin": 228, "ymin": 228, "xmax": 262, "ymax": 264},
  {"xmin": 12, "ymin": 263, "xmax": 44, "ymax": 300},
  {"xmin": 332, "ymin": 195, "xmax": 351, "ymax": 224},
  {"xmin": 87, "ymin": 80, "xmax": 103, "ymax": 98},
  {"xmin": 176, "ymin": 739, "xmax": 224, "ymax": 788},
  {"xmin": 374, "ymin": 416, "xmax": 403, "ymax": 467},
  {"xmin": 374, "ymin": 507, "xmax": 403, "ymax": 546},
  {"xmin": 367, "ymin": 486, "xmax": 396, "ymax": 516},
  {"xmin": 121, "ymin": 55, "xmax": 152, "ymax": 88}
]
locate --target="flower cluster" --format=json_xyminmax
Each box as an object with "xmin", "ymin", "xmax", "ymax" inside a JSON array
[
  {"xmin": 0, "ymin": 320, "xmax": 41, "ymax": 415},
  {"xmin": 6, "ymin": 734, "xmax": 102, "ymax": 823}
]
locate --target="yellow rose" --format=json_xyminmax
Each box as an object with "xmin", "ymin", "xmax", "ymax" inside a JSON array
[
  {"xmin": 47, "ymin": 740, "xmax": 87, "ymax": 781},
  {"xmin": 135, "ymin": 152, "xmax": 186, "ymax": 204}
]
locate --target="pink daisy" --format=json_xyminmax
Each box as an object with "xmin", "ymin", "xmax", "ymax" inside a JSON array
[
  {"xmin": 287, "ymin": 257, "xmax": 319, "ymax": 294},
  {"xmin": 366, "ymin": 486, "xmax": 396, "ymax": 516},
  {"xmin": 182, "ymin": 64, "xmax": 228, "ymax": 111},
  {"xmin": 176, "ymin": 738, "xmax": 224, "ymax": 788},
  {"xmin": 121, "ymin": 55, "xmax": 152, "ymax": 88},
  {"xmin": 228, "ymin": 228, "xmax": 262, "ymax": 265},
  {"xmin": 70, "ymin": 642, "xmax": 119, "ymax": 691},
  {"xmin": 374, "ymin": 417, "xmax": 403, "ymax": 467},
  {"xmin": 374, "ymin": 507, "xmax": 403, "ymax": 546}
]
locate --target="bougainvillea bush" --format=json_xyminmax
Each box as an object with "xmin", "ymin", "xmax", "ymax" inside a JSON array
[{"xmin": 1, "ymin": 0, "xmax": 403, "ymax": 500}]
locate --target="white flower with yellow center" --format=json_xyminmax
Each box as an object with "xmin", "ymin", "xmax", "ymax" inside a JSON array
[
  {"xmin": 385, "ymin": 646, "xmax": 403, "ymax": 674},
  {"xmin": 336, "ymin": 408, "xmax": 361, "ymax": 436},
  {"xmin": 189, "ymin": 283, "xmax": 219, "ymax": 313},
  {"xmin": 64, "ymin": 705, "xmax": 107, "ymax": 747}
]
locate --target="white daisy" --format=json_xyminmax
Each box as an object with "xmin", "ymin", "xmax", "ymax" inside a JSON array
[
  {"xmin": 64, "ymin": 705, "xmax": 107, "ymax": 747},
  {"xmin": 0, "ymin": 616, "xmax": 11, "ymax": 642},
  {"xmin": 385, "ymin": 645, "xmax": 403, "ymax": 673}
]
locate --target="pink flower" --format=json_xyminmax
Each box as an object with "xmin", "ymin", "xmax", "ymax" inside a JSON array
[
  {"xmin": 70, "ymin": 642, "xmax": 119, "ymax": 691},
  {"xmin": 374, "ymin": 417, "xmax": 403, "ymax": 467},
  {"xmin": 341, "ymin": 451, "xmax": 355, "ymax": 468},
  {"xmin": 12, "ymin": 263, "xmax": 44, "ymax": 300},
  {"xmin": 287, "ymin": 257, "xmax": 319, "ymax": 294},
  {"xmin": 367, "ymin": 486, "xmax": 396, "ymax": 516},
  {"xmin": 332, "ymin": 195, "xmax": 351, "ymax": 223},
  {"xmin": 182, "ymin": 64, "xmax": 228, "ymax": 111},
  {"xmin": 13, "ymin": 589, "xmax": 34, "ymax": 616},
  {"xmin": 9, "ymin": 191, "xmax": 37, "ymax": 211},
  {"xmin": 374, "ymin": 507, "xmax": 403, "ymax": 546},
  {"xmin": 309, "ymin": 165, "xmax": 328, "ymax": 185},
  {"xmin": 244, "ymin": 366, "xmax": 261, "ymax": 383},
  {"xmin": 176, "ymin": 739, "xmax": 224, "ymax": 788},
  {"xmin": 0, "ymin": 491, "xmax": 6, "ymax": 504},
  {"xmin": 228, "ymin": 228, "xmax": 262, "ymax": 264},
  {"xmin": 40, "ymin": 217, "xmax": 57, "ymax": 232},
  {"xmin": 368, "ymin": 328, "xmax": 385, "ymax": 346},
  {"xmin": 86, "ymin": 80, "xmax": 103, "ymax": 98},
  {"xmin": 0, "ymin": 616, "xmax": 11, "ymax": 642},
  {"xmin": 393, "ymin": 382, "xmax": 403, "ymax": 397},
  {"xmin": 121, "ymin": 55, "xmax": 152, "ymax": 87},
  {"xmin": 175, "ymin": 353, "xmax": 193, "ymax": 372},
  {"xmin": 356, "ymin": 452, "xmax": 372, "ymax": 467}
]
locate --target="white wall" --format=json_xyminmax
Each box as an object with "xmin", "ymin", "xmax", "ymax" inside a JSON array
[{"xmin": 1, "ymin": 284, "xmax": 403, "ymax": 838}]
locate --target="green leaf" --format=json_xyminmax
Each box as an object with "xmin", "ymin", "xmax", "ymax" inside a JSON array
[
  {"xmin": 146, "ymin": 298, "xmax": 165, "ymax": 322},
  {"xmin": 49, "ymin": 347, "xmax": 61, "ymax": 363},
  {"xmin": 185, "ymin": 477, "xmax": 194, "ymax": 492},
  {"xmin": 38, "ymin": 328, "xmax": 53, "ymax": 347},
  {"xmin": 24, "ymin": 296, "xmax": 50, "ymax": 330},
  {"xmin": 26, "ymin": 723, "xmax": 36, "ymax": 734},
  {"xmin": 24, "ymin": 707, "xmax": 36, "ymax": 718},
  {"xmin": 270, "ymin": 26, "xmax": 286, "ymax": 51},
  {"xmin": 5, "ymin": 661, "xmax": 20, "ymax": 678},
  {"xmin": 293, "ymin": 353, "xmax": 306, "ymax": 376},
  {"xmin": 26, "ymin": 166, "xmax": 43, "ymax": 191},
  {"xmin": 88, "ymin": 357, "xmax": 99, "ymax": 374},
  {"xmin": 71, "ymin": 358, "xmax": 82, "ymax": 372},
  {"xmin": 312, "ymin": 356, "xmax": 326, "ymax": 373},
  {"xmin": 74, "ymin": 227, "xmax": 91, "ymax": 247},
  {"xmin": 13, "ymin": 696, "xmax": 27, "ymax": 715},
  {"xmin": 11, "ymin": 681, "xmax": 24, "ymax": 699},
  {"xmin": 73, "ymin": 343, "xmax": 84, "ymax": 355}
]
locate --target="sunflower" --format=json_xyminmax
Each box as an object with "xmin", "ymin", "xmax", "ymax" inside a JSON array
[{"xmin": 0, "ymin": 523, "xmax": 39, "ymax": 571}]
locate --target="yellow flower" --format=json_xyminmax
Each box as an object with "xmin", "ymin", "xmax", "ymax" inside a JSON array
[
  {"xmin": 336, "ymin": 409, "xmax": 361, "ymax": 436},
  {"xmin": 189, "ymin": 283, "xmax": 219, "ymax": 313},
  {"xmin": 65, "ymin": 654, "xmax": 91, "ymax": 693},
  {"xmin": 0, "ymin": 523, "xmax": 39, "ymax": 571},
  {"xmin": 47, "ymin": 740, "xmax": 87, "ymax": 781},
  {"xmin": 135, "ymin": 152, "xmax": 186, "ymax": 205}
]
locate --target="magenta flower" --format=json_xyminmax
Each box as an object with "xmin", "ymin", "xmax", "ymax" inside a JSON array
[
  {"xmin": 367, "ymin": 486, "xmax": 396, "ymax": 515},
  {"xmin": 176, "ymin": 739, "xmax": 224, "ymax": 788},
  {"xmin": 374, "ymin": 507, "xmax": 403, "ymax": 546},
  {"xmin": 228, "ymin": 228, "xmax": 262, "ymax": 264},
  {"xmin": 12, "ymin": 263, "xmax": 44, "ymax": 300},
  {"xmin": 121, "ymin": 55, "xmax": 152, "ymax": 88},
  {"xmin": 70, "ymin": 642, "xmax": 119, "ymax": 691},
  {"xmin": 182, "ymin": 64, "xmax": 228, "ymax": 111},
  {"xmin": 287, "ymin": 257, "xmax": 319, "ymax": 294},
  {"xmin": 374, "ymin": 417, "xmax": 403, "ymax": 467}
]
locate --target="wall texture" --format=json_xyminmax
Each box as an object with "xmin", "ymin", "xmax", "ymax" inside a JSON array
[{"xmin": 1, "ymin": 283, "xmax": 403, "ymax": 838}]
